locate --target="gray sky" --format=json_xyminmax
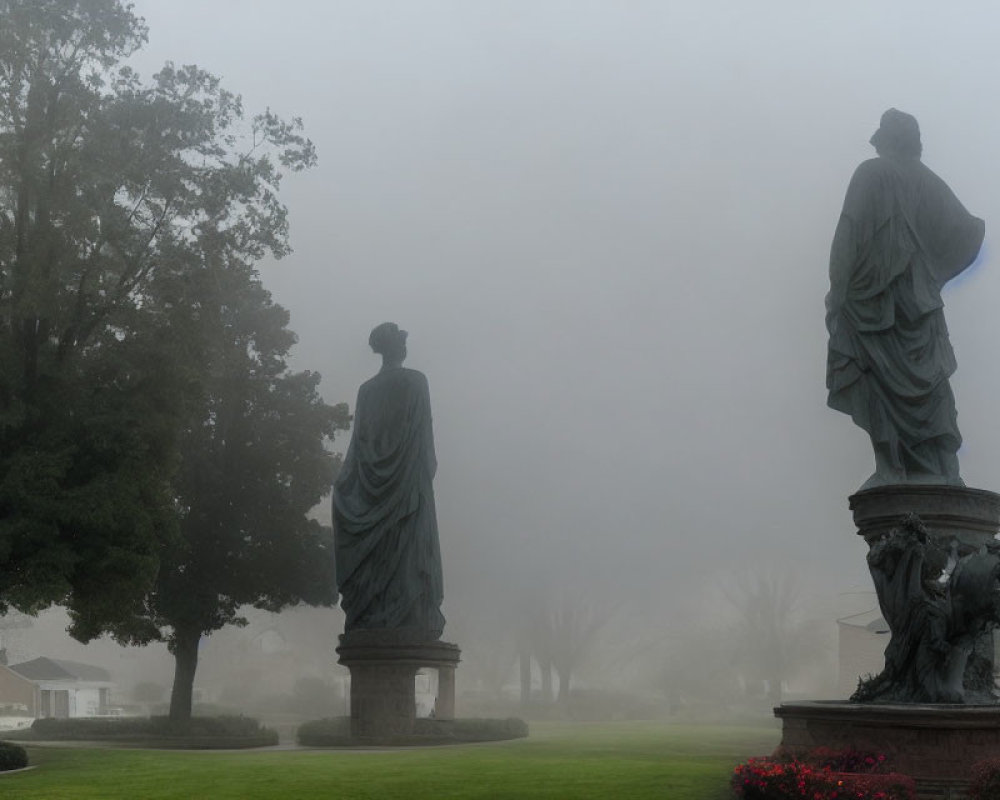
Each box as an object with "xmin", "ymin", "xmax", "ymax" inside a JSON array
[{"xmin": 124, "ymin": 1, "xmax": 1000, "ymax": 631}]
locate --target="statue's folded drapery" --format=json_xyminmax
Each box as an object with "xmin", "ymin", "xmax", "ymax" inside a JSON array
[
  {"xmin": 333, "ymin": 367, "xmax": 444, "ymax": 638},
  {"xmin": 826, "ymin": 153, "xmax": 984, "ymax": 482}
]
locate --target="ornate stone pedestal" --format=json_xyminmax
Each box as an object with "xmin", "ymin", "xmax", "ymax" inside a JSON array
[
  {"xmin": 777, "ymin": 702, "xmax": 1000, "ymax": 799},
  {"xmin": 336, "ymin": 630, "xmax": 461, "ymax": 739},
  {"xmin": 849, "ymin": 485, "xmax": 1000, "ymax": 548},
  {"xmin": 853, "ymin": 485, "xmax": 1000, "ymax": 702},
  {"xmin": 773, "ymin": 485, "xmax": 1000, "ymax": 797}
]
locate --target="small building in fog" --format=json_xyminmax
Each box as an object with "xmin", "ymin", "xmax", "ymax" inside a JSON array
[
  {"xmin": 836, "ymin": 609, "xmax": 888, "ymax": 698},
  {"xmin": 0, "ymin": 657, "xmax": 114, "ymax": 719}
]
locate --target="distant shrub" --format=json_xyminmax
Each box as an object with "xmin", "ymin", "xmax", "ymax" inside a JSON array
[
  {"xmin": 0, "ymin": 741, "xmax": 27, "ymax": 771},
  {"xmin": 970, "ymin": 758, "xmax": 1000, "ymax": 800},
  {"xmin": 155, "ymin": 715, "xmax": 277, "ymax": 742},
  {"xmin": 297, "ymin": 716, "xmax": 351, "ymax": 745}
]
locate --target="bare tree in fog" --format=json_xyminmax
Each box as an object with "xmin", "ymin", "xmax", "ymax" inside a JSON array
[
  {"xmin": 463, "ymin": 630, "xmax": 518, "ymax": 704},
  {"xmin": 727, "ymin": 572, "xmax": 826, "ymax": 704},
  {"xmin": 523, "ymin": 589, "xmax": 614, "ymax": 705}
]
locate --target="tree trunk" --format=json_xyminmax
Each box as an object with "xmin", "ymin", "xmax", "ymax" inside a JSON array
[
  {"xmin": 540, "ymin": 656, "xmax": 553, "ymax": 703},
  {"xmin": 519, "ymin": 646, "xmax": 531, "ymax": 707},
  {"xmin": 555, "ymin": 664, "xmax": 570, "ymax": 704},
  {"xmin": 169, "ymin": 625, "xmax": 200, "ymax": 722}
]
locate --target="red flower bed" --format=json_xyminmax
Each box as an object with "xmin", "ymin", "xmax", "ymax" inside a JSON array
[
  {"xmin": 827, "ymin": 773, "xmax": 918, "ymax": 799},
  {"xmin": 806, "ymin": 747, "xmax": 891, "ymax": 775},
  {"xmin": 969, "ymin": 757, "xmax": 1000, "ymax": 800},
  {"xmin": 732, "ymin": 750, "xmax": 916, "ymax": 799}
]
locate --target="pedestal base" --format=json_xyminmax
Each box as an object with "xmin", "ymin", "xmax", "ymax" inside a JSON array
[
  {"xmin": 336, "ymin": 630, "xmax": 461, "ymax": 739},
  {"xmin": 776, "ymin": 701, "xmax": 1000, "ymax": 798}
]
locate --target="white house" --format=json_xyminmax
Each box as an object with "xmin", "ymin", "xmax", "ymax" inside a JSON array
[
  {"xmin": 836, "ymin": 609, "xmax": 888, "ymax": 698},
  {"xmin": 4, "ymin": 657, "xmax": 114, "ymax": 719}
]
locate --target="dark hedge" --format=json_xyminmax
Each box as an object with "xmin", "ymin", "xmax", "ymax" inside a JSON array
[
  {"xmin": 10, "ymin": 716, "xmax": 277, "ymax": 748},
  {"xmin": 0, "ymin": 741, "xmax": 27, "ymax": 771}
]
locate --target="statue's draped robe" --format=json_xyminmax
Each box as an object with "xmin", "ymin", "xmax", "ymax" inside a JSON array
[
  {"xmin": 333, "ymin": 367, "xmax": 445, "ymax": 638},
  {"xmin": 826, "ymin": 156, "xmax": 984, "ymax": 478}
]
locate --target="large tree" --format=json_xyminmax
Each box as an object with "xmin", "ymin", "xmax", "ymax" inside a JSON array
[
  {"xmin": 0, "ymin": 0, "xmax": 323, "ymax": 645},
  {"xmin": 148, "ymin": 251, "xmax": 349, "ymax": 721}
]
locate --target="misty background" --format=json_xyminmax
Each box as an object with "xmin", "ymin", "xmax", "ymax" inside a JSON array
[{"xmin": 12, "ymin": 1, "xmax": 1000, "ymax": 712}]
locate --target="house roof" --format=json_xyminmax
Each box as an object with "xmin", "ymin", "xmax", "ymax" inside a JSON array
[
  {"xmin": 8, "ymin": 657, "xmax": 112, "ymax": 683},
  {"xmin": 836, "ymin": 608, "xmax": 889, "ymax": 633}
]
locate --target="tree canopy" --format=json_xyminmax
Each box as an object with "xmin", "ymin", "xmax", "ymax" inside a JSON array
[
  {"xmin": 147, "ymin": 252, "xmax": 349, "ymax": 719},
  {"xmin": 0, "ymin": 0, "xmax": 341, "ymax": 668}
]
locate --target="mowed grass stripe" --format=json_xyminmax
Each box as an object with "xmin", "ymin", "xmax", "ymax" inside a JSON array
[{"xmin": 1, "ymin": 721, "xmax": 779, "ymax": 799}]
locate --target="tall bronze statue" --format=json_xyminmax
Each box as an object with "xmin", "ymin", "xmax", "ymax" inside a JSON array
[
  {"xmin": 826, "ymin": 109, "xmax": 985, "ymax": 489},
  {"xmin": 333, "ymin": 323, "xmax": 445, "ymax": 639}
]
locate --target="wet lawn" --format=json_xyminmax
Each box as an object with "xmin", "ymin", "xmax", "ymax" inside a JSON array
[{"xmin": 0, "ymin": 720, "xmax": 778, "ymax": 799}]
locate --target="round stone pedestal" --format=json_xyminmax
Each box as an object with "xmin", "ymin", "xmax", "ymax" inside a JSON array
[
  {"xmin": 336, "ymin": 630, "xmax": 460, "ymax": 739},
  {"xmin": 850, "ymin": 485, "xmax": 1000, "ymax": 547},
  {"xmin": 773, "ymin": 485, "xmax": 1000, "ymax": 797},
  {"xmin": 776, "ymin": 701, "xmax": 1000, "ymax": 798}
]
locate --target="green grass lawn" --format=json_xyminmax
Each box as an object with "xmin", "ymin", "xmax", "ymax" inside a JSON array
[{"xmin": 0, "ymin": 720, "xmax": 779, "ymax": 799}]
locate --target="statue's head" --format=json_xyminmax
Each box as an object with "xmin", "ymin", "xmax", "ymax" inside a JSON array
[
  {"xmin": 369, "ymin": 322, "xmax": 407, "ymax": 363},
  {"xmin": 870, "ymin": 109, "xmax": 922, "ymax": 159}
]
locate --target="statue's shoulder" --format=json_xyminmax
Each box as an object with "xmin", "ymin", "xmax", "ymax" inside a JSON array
[
  {"xmin": 398, "ymin": 369, "xmax": 430, "ymax": 400},
  {"xmin": 854, "ymin": 155, "xmax": 933, "ymax": 184},
  {"xmin": 361, "ymin": 367, "xmax": 428, "ymax": 393},
  {"xmin": 850, "ymin": 157, "xmax": 893, "ymax": 184},
  {"xmin": 843, "ymin": 157, "xmax": 920, "ymax": 215},
  {"xmin": 400, "ymin": 367, "xmax": 428, "ymax": 385}
]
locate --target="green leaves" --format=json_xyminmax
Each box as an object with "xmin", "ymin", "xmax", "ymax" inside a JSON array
[{"xmin": 0, "ymin": 0, "xmax": 334, "ymax": 662}]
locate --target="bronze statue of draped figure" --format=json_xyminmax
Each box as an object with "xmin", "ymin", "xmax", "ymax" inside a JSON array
[
  {"xmin": 826, "ymin": 109, "xmax": 985, "ymax": 489},
  {"xmin": 332, "ymin": 323, "xmax": 445, "ymax": 640}
]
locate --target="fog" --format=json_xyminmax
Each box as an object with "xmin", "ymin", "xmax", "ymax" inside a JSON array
[{"xmin": 11, "ymin": 1, "xmax": 1000, "ymax": 716}]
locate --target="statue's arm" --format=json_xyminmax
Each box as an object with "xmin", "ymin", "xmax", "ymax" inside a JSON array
[
  {"xmin": 919, "ymin": 166, "xmax": 985, "ymax": 286},
  {"xmin": 937, "ymin": 213, "xmax": 985, "ymax": 286}
]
